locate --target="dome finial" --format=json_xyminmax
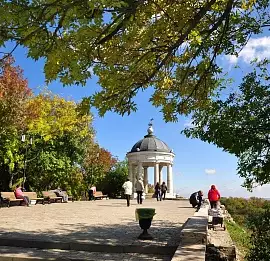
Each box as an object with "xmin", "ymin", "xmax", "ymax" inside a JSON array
[{"xmin": 147, "ymin": 118, "xmax": 154, "ymax": 135}]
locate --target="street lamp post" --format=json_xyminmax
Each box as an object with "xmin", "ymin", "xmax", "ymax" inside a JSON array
[{"xmin": 21, "ymin": 135, "xmax": 32, "ymax": 189}]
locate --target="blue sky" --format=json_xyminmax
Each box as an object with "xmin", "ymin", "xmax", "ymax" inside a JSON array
[{"xmin": 6, "ymin": 35, "xmax": 270, "ymax": 199}]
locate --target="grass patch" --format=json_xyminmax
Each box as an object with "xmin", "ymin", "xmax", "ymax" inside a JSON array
[{"xmin": 225, "ymin": 220, "xmax": 250, "ymax": 258}]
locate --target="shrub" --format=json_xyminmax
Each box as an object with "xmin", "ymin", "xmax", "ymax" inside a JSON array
[{"xmin": 246, "ymin": 208, "xmax": 270, "ymax": 261}]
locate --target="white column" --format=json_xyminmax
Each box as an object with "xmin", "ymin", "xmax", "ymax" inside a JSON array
[
  {"xmin": 138, "ymin": 162, "xmax": 143, "ymax": 179},
  {"xmin": 154, "ymin": 163, "xmax": 159, "ymax": 185},
  {"xmin": 167, "ymin": 164, "xmax": 173, "ymax": 194},
  {"xmin": 143, "ymin": 167, "xmax": 148, "ymax": 193},
  {"xmin": 128, "ymin": 163, "xmax": 133, "ymax": 181},
  {"xmin": 170, "ymin": 168, "xmax": 173, "ymax": 195},
  {"xmin": 132, "ymin": 165, "xmax": 136, "ymax": 194},
  {"xmin": 159, "ymin": 166, "xmax": 163, "ymax": 184}
]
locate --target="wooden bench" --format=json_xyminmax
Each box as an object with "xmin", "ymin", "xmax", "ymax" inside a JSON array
[
  {"xmin": 52, "ymin": 190, "xmax": 74, "ymax": 202},
  {"xmin": 0, "ymin": 192, "xmax": 24, "ymax": 208},
  {"xmin": 94, "ymin": 191, "xmax": 108, "ymax": 200},
  {"xmin": 24, "ymin": 192, "xmax": 44, "ymax": 205},
  {"xmin": 42, "ymin": 191, "xmax": 62, "ymax": 203}
]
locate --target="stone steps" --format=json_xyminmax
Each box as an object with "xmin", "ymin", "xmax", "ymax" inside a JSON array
[
  {"xmin": 0, "ymin": 246, "xmax": 171, "ymax": 261},
  {"xmin": 0, "ymin": 237, "xmax": 177, "ymax": 255},
  {"xmin": 171, "ymin": 244, "xmax": 206, "ymax": 261}
]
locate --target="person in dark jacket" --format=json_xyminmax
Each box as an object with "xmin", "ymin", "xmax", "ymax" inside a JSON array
[
  {"xmin": 155, "ymin": 182, "xmax": 161, "ymax": 201},
  {"xmin": 161, "ymin": 182, "xmax": 167, "ymax": 200},
  {"xmin": 189, "ymin": 190, "xmax": 203, "ymax": 208}
]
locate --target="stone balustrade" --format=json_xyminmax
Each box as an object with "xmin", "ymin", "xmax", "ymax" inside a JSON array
[{"xmin": 171, "ymin": 204, "xmax": 209, "ymax": 261}]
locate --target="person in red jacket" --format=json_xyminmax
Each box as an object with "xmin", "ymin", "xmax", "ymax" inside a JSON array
[{"xmin": 208, "ymin": 185, "xmax": 220, "ymax": 209}]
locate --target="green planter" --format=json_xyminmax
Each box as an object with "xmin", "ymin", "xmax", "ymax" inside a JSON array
[
  {"xmin": 135, "ymin": 208, "xmax": 156, "ymax": 240},
  {"xmin": 135, "ymin": 208, "xmax": 156, "ymax": 220}
]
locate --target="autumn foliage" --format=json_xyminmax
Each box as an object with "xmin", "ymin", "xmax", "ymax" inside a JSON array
[
  {"xmin": 0, "ymin": 58, "xmax": 119, "ymax": 197},
  {"xmin": 97, "ymin": 148, "xmax": 117, "ymax": 173},
  {"xmin": 0, "ymin": 58, "xmax": 32, "ymax": 132}
]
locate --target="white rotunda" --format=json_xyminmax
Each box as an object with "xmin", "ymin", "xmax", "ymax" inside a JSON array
[{"xmin": 126, "ymin": 121, "xmax": 175, "ymax": 198}]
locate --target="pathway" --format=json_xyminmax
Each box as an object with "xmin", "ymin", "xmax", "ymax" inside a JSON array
[{"xmin": 0, "ymin": 199, "xmax": 194, "ymax": 260}]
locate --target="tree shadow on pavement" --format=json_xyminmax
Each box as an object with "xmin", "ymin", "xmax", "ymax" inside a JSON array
[{"xmin": 0, "ymin": 220, "xmax": 186, "ymax": 260}]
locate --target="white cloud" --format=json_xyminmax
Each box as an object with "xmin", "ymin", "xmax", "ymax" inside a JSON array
[
  {"xmin": 226, "ymin": 36, "xmax": 270, "ymax": 64},
  {"xmin": 205, "ymin": 168, "xmax": 216, "ymax": 175}
]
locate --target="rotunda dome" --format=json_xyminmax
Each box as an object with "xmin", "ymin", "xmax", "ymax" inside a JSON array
[{"xmin": 130, "ymin": 122, "xmax": 171, "ymax": 153}]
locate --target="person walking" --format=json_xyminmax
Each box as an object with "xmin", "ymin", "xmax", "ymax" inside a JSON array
[
  {"xmin": 135, "ymin": 178, "xmax": 144, "ymax": 204},
  {"xmin": 161, "ymin": 182, "xmax": 167, "ymax": 200},
  {"xmin": 155, "ymin": 182, "xmax": 161, "ymax": 201},
  {"xmin": 189, "ymin": 190, "xmax": 203, "ymax": 208},
  {"xmin": 122, "ymin": 178, "xmax": 132, "ymax": 207},
  {"xmin": 208, "ymin": 185, "xmax": 220, "ymax": 209}
]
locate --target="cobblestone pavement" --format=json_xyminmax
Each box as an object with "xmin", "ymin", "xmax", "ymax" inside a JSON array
[
  {"xmin": 0, "ymin": 199, "xmax": 194, "ymax": 260},
  {"xmin": 0, "ymin": 199, "xmax": 194, "ymax": 246}
]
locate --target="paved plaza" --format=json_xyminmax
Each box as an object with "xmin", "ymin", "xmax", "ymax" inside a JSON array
[{"xmin": 0, "ymin": 199, "xmax": 194, "ymax": 260}]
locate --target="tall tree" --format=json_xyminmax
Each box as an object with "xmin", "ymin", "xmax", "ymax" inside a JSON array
[
  {"xmin": 0, "ymin": 58, "xmax": 32, "ymax": 190},
  {"xmin": 25, "ymin": 93, "xmax": 95, "ymax": 193},
  {"xmin": 82, "ymin": 144, "xmax": 117, "ymax": 188},
  {"xmin": 0, "ymin": 57, "xmax": 31, "ymax": 133},
  {"xmin": 99, "ymin": 159, "xmax": 128, "ymax": 198},
  {"xmin": 183, "ymin": 66, "xmax": 270, "ymax": 189},
  {"xmin": 0, "ymin": 0, "xmax": 269, "ymax": 121}
]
